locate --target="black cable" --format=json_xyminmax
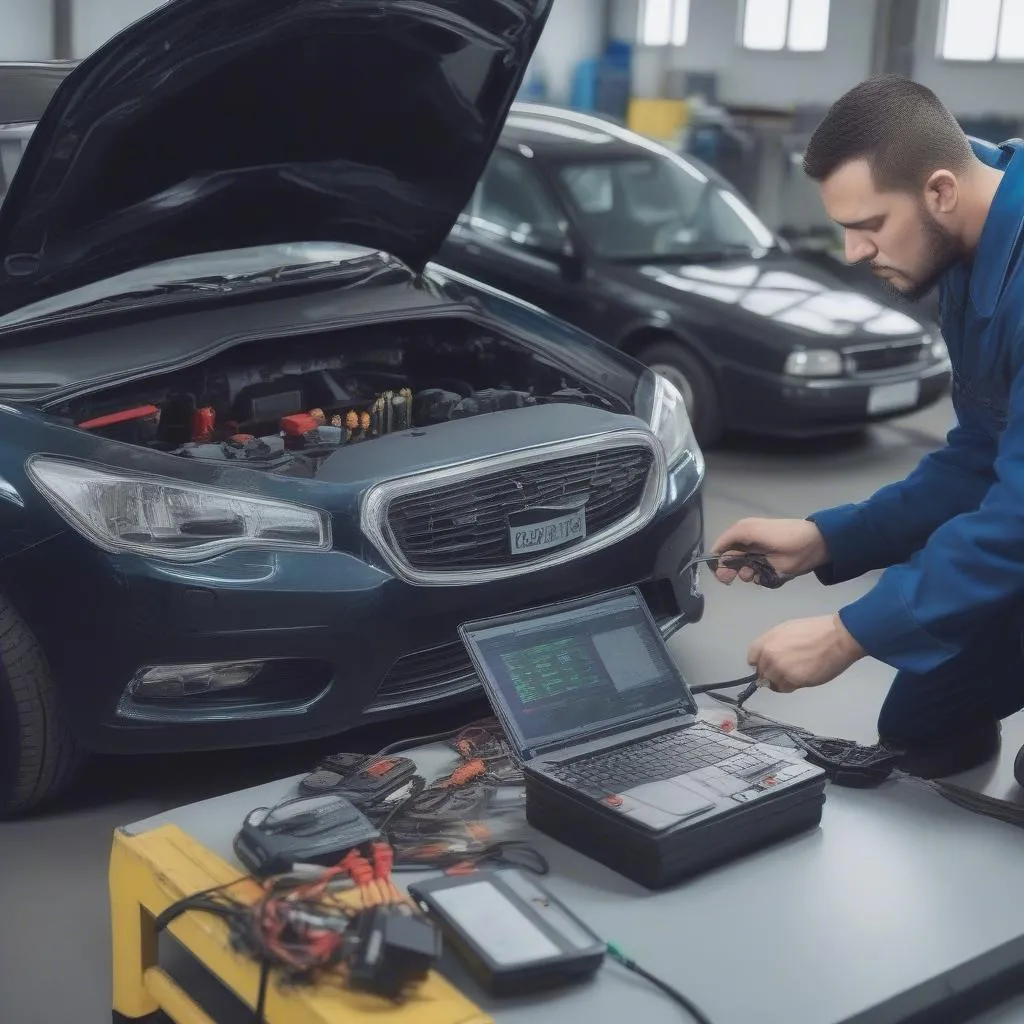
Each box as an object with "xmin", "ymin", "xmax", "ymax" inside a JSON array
[
  {"xmin": 712, "ymin": 693, "xmax": 1024, "ymax": 830},
  {"xmin": 689, "ymin": 672, "xmax": 758, "ymax": 695},
  {"xmin": 606, "ymin": 943, "xmax": 715, "ymax": 1024},
  {"xmin": 253, "ymin": 960, "xmax": 271, "ymax": 1024}
]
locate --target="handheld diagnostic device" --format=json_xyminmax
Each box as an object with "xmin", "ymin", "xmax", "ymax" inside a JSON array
[
  {"xmin": 233, "ymin": 793, "xmax": 379, "ymax": 876},
  {"xmin": 407, "ymin": 868, "xmax": 606, "ymax": 995}
]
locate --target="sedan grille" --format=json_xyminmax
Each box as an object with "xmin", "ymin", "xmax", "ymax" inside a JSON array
[
  {"xmin": 844, "ymin": 339, "xmax": 928, "ymax": 375},
  {"xmin": 383, "ymin": 445, "xmax": 655, "ymax": 574}
]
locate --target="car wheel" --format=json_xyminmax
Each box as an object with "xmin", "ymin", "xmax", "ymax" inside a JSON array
[
  {"xmin": 0, "ymin": 592, "xmax": 85, "ymax": 817},
  {"xmin": 638, "ymin": 339, "xmax": 723, "ymax": 447}
]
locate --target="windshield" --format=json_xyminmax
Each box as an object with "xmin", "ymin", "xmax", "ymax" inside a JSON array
[{"xmin": 554, "ymin": 153, "xmax": 776, "ymax": 261}]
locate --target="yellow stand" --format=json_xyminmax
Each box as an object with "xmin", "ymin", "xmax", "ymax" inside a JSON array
[{"xmin": 109, "ymin": 823, "xmax": 493, "ymax": 1024}]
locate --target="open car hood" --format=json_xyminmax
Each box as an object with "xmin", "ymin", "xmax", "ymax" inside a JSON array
[{"xmin": 0, "ymin": 0, "xmax": 550, "ymax": 319}]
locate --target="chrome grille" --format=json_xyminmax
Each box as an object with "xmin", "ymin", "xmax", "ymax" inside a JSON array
[
  {"xmin": 374, "ymin": 642, "xmax": 477, "ymax": 706},
  {"xmin": 384, "ymin": 445, "xmax": 655, "ymax": 574},
  {"xmin": 844, "ymin": 339, "xmax": 928, "ymax": 375}
]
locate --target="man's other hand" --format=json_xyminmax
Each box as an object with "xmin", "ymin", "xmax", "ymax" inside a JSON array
[
  {"xmin": 711, "ymin": 517, "xmax": 829, "ymax": 585},
  {"xmin": 747, "ymin": 614, "xmax": 865, "ymax": 692}
]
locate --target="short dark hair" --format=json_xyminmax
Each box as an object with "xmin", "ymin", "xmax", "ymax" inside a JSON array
[{"xmin": 802, "ymin": 75, "xmax": 973, "ymax": 192}]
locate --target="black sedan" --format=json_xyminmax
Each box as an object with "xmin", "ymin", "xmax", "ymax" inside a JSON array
[
  {"xmin": 438, "ymin": 104, "xmax": 952, "ymax": 445},
  {"xmin": 0, "ymin": 0, "xmax": 707, "ymax": 816}
]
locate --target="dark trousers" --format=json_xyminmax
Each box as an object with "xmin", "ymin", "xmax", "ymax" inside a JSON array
[{"xmin": 877, "ymin": 601, "xmax": 1024, "ymax": 742}]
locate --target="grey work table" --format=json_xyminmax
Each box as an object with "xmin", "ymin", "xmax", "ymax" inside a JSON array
[{"xmin": 125, "ymin": 743, "xmax": 1024, "ymax": 1024}]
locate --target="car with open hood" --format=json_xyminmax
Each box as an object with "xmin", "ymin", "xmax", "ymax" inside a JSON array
[
  {"xmin": 437, "ymin": 104, "xmax": 952, "ymax": 445},
  {"xmin": 0, "ymin": 0, "xmax": 706, "ymax": 816}
]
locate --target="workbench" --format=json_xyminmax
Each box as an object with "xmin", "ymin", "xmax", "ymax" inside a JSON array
[{"xmin": 112, "ymin": 744, "xmax": 1024, "ymax": 1024}]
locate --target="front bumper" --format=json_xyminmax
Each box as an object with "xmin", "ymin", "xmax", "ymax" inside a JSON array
[
  {"xmin": 721, "ymin": 360, "xmax": 951, "ymax": 437},
  {"xmin": 3, "ymin": 464, "xmax": 704, "ymax": 755}
]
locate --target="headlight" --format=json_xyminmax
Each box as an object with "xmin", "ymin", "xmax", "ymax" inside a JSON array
[
  {"xmin": 648, "ymin": 373, "xmax": 703, "ymax": 471},
  {"xmin": 784, "ymin": 349, "xmax": 843, "ymax": 377},
  {"xmin": 26, "ymin": 457, "xmax": 331, "ymax": 562}
]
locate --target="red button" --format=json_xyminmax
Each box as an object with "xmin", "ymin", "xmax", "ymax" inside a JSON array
[
  {"xmin": 763, "ymin": 776, "xmax": 777, "ymax": 787},
  {"xmin": 603, "ymin": 794, "xmax": 624, "ymax": 807}
]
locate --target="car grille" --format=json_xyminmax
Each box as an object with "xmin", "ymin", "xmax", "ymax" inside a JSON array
[
  {"xmin": 371, "ymin": 642, "xmax": 478, "ymax": 708},
  {"xmin": 843, "ymin": 339, "xmax": 928, "ymax": 375},
  {"xmin": 382, "ymin": 445, "xmax": 656, "ymax": 575}
]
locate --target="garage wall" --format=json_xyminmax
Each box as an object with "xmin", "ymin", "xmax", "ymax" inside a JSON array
[
  {"xmin": 620, "ymin": 0, "xmax": 877, "ymax": 108},
  {"xmin": 0, "ymin": 0, "xmax": 54, "ymax": 60},
  {"xmin": 526, "ymin": 0, "xmax": 605, "ymax": 104},
  {"xmin": 912, "ymin": 0, "xmax": 1024, "ymax": 119},
  {"xmin": 70, "ymin": 0, "xmax": 163, "ymax": 56}
]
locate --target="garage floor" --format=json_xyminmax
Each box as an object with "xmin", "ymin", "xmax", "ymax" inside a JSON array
[{"xmin": 3, "ymin": 394, "xmax": 1023, "ymax": 1024}]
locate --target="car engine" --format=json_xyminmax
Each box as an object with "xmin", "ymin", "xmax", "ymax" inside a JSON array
[{"xmin": 58, "ymin": 321, "xmax": 615, "ymax": 476}]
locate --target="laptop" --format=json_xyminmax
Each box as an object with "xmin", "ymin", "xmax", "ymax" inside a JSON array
[{"xmin": 459, "ymin": 588, "xmax": 826, "ymax": 837}]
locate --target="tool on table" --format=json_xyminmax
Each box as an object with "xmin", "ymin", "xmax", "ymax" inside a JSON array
[
  {"xmin": 233, "ymin": 793, "xmax": 380, "ymax": 876},
  {"xmin": 407, "ymin": 867, "xmax": 606, "ymax": 995}
]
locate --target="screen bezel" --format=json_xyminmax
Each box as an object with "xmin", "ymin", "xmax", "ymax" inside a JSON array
[{"xmin": 458, "ymin": 586, "xmax": 697, "ymax": 760}]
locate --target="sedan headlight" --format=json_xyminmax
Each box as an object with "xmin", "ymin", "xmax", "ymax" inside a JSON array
[
  {"xmin": 26, "ymin": 457, "xmax": 331, "ymax": 562},
  {"xmin": 648, "ymin": 373, "xmax": 703, "ymax": 471},
  {"xmin": 784, "ymin": 349, "xmax": 843, "ymax": 377}
]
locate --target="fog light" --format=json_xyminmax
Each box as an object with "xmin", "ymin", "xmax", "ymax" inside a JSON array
[{"xmin": 130, "ymin": 661, "xmax": 264, "ymax": 700}]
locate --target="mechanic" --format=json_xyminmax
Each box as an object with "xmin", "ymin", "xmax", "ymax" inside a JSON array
[{"xmin": 712, "ymin": 75, "xmax": 1024, "ymax": 782}]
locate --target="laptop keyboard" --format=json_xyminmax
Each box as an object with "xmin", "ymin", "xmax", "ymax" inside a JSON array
[{"xmin": 547, "ymin": 728, "xmax": 751, "ymax": 796}]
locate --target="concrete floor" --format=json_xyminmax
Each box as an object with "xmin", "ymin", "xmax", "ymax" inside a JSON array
[{"xmin": 3, "ymin": 394, "xmax": 1024, "ymax": 1024}]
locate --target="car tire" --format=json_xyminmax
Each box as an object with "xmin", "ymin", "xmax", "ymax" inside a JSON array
[
  {"xmin": 638, "ymin": 339, "xmax": 724, "ymax": 447},
  {"xmin": 0, "ymin": 592, "xmax": 84, "ymax": 817}
]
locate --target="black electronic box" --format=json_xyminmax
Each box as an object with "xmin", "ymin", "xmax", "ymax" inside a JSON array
[{"xmin": 408, "ymin": 868, "xmax": 606, "ymax": 996}]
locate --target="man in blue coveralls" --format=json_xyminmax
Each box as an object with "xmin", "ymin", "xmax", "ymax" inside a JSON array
[{"xmin": 713, "ymin": 75, "xmax": 1024, "ymax": 781}]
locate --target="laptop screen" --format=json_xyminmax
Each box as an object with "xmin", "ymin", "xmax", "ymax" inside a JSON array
[{"xmin": 461, "ymin": 589, "xmax": 696, "ymax": 757}]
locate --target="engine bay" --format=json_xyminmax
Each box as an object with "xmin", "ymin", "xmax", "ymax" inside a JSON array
[{"xmin": 54, "ymin": 319, "xmax": 617, "ymax": 476}]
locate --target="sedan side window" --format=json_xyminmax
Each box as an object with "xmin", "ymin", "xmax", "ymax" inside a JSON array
[{"xmin": 466, "ymin": 152, "xmax": 567, "ymax": 253}]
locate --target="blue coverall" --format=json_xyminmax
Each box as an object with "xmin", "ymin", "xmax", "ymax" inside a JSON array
[{"xmin": 808, "ymin": 137, "xmax": 1024, "ymax": 743}]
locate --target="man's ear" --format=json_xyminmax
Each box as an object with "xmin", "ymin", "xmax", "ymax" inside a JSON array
[{"xmin": 923, "ymin": 169, "xmax": 959, "ymax": 216}]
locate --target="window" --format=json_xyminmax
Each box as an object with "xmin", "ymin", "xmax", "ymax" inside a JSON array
[
  {"xmin": 638, "ymin": 0, "xmax": 690, "ymax": 47},
  {"xmin": 467, "ymin": 152, "xmax": 567, "ymax": 251},
  {"xmin": 940, "ymin": 0, "xmax": 1024, "ymax": 61},
  {"xmin": 555, "ymin": 155, "xmax": 775, "ymax": 261},
  {"xmin": 742, "ymin": 0, "xmax": 830, "ymax": 52}
]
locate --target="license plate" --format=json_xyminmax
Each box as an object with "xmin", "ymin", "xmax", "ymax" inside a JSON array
[
  {"xmin": 867, "ymin": 380, "xmax": 920, "ymax": 415},
  {"xmin": 508, "ymin": 507, "xmax": 587, "ymax": 556}
]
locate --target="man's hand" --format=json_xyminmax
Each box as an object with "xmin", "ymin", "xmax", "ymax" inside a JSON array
[
  {"xmin": 748, "ymin": 614, "xmax": 865, "ymax": 692},
  {"xmin": 711, "ymin": 517, "xmax": 830, "ymax": 585}
]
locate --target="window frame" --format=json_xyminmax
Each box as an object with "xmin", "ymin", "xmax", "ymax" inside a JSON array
[
  {"xmin": 461, "ymin": 149, "xmax": 570, "ymax": 255},
  {"xmin": 937, "ymin": 0, "xmax": 1024, "ymax": 63},
  {"xmin": 636, "ymin": 0, "xmax": 692, "ymax": 48},
  {"xmin": 739, "ymin": 0, "xmax": 831, "ymax": 55}
]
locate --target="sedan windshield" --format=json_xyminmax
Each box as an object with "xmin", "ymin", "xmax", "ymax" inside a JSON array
[{"xmin": 555, "ymin": 153, "xmax": 776, "ymax": 261}]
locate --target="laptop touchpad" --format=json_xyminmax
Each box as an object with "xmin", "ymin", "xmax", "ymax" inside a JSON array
[{"xmin": 623, "ymin": 780, "xmax": 715, "ymax": 818}]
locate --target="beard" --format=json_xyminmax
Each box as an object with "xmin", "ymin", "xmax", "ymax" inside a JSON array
[{"xmin": 874, "ymin": 209, "xmax": 964, "ymax": 304}]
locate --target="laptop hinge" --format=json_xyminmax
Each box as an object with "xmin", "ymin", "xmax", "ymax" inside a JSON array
[{"xmin": 525, "ymin": 706, "xmax": 691, "ymax": 762}]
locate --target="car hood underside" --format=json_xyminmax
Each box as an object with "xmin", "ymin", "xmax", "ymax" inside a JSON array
[{"xmin": 0, "ymin": 0, "xmax": 551, "ymax": 319}]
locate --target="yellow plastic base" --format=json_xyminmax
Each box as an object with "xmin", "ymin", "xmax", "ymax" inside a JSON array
[{"xmin": 109, "ymin": 823, "xmax": 492, "ymax": 1024}]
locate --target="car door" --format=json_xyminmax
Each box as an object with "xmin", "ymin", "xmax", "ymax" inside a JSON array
[{"xmin": 441, "ymin": 150, "xmax": 588, "ymax": 325}]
